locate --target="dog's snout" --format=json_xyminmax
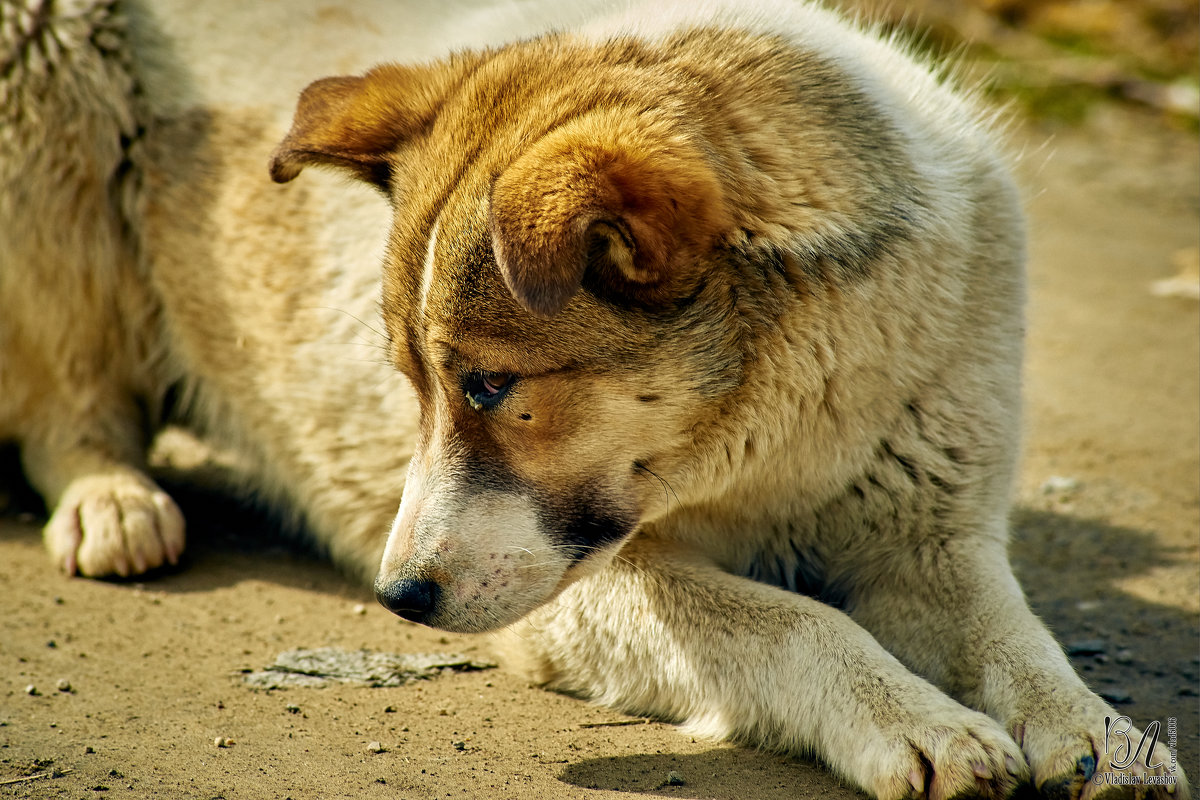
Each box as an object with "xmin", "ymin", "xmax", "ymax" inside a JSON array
[{"xmin": 374, "ymin": 575, "xmax": 439, "ymax": 622}]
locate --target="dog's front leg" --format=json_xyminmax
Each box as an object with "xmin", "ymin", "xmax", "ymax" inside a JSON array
[
  {"xmin": 504, "ymin": 537, "xmax": 1028, "ymax": 799},
  {"xmin": 847, "ymin": 536, "xmax": 1191, "ymax": 799}
]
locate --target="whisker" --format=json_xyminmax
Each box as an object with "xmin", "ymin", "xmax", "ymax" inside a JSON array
[
  {"xmin": 634, "ymin": 462, "xmax": 679, "ymax": 510},
  {"xmin": 308, "ymin": 305, "xmax": 390, "ymax": 342}
]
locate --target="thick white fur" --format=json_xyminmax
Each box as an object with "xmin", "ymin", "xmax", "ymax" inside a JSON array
[{"xmin": 0, "ymin": 1, "xmax": 1188, "ymax": 798}]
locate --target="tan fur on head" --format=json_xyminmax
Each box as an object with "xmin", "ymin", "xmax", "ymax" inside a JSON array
[
  {"xmin": 489, "ymin": 109, "xmax": 733, "ymax": 317},
  {"xmin": 275, "ymin": 62, "xmax": 734, "ymax": 318}
]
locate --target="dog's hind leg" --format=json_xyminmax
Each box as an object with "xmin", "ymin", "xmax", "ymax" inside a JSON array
[
  {"xmin": 1, "ymin": 187, "xmax": 185, "ymax": 579},
  {"xmin": 504, "ymin": 537, "xmax": 1029, "ymax": 800},
  {"xmin": 20, "ymin": 417, "xmax": 184, "ymax": 578},
  {"xmin": 846, "ymin": 535, "xmax": 1191, "ymax": 799},
  {"xmin": 1, "ymin": 0, "xmax": 184, "ymax": 577}
]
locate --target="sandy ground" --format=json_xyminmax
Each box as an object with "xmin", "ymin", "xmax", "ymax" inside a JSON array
[{"xmin": 1, "ymin": 72, "xmax": 1198, "ymax": 800}]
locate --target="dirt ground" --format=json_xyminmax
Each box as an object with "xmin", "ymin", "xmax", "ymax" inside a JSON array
[{"xmin": 2, "ymin": 14, "xmax": 1198, "ymax": 800}]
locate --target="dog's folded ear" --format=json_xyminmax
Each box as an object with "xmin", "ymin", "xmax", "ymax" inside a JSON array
[
  {"xmin": 270, "ymin": 62, "xmax": 463, "ymax": 189},
  {"xmin": 489, "ymin": 111, "xmax": 732, "ymax": 319}
]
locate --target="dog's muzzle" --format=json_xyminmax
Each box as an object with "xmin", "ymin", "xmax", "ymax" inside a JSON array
[
  {"xmin": 373, "ymin": 487, "xmax": 604, "ymax": 631},
  {"xmin": 374, "ymin": 575, "xmax": 439, "ymax": 623}
]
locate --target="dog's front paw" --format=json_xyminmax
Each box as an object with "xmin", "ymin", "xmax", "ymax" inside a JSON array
[
  {"xmin": 1016, "ymin": 713, "xmax": 1191, "ymax": 800},
  {"xmin": 44, "ymin": 473, "xmax": 185, "ymax": 577},
  {"xmin": 866, "ymin": 709, "xmax": 1029, "ymax": 800}
]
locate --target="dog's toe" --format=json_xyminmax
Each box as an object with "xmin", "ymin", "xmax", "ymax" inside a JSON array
[{"xmin": 871, "ymin": 712, "xmax": 1029, "ymax": 800}]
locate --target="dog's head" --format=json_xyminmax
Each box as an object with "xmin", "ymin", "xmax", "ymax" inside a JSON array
[{"xmin": 269, "ymin": 36, "xmax": 862, "ymax": 632}]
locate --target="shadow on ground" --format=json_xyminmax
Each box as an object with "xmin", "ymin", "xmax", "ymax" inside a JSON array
[{"xmin": 556, "ymin": 748, "xmax": 854, "ymax": 798}]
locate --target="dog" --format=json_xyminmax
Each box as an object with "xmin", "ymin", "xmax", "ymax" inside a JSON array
[{"xmin": 1, "ymin": 0, "xmax": 1189, "ymax": 797}]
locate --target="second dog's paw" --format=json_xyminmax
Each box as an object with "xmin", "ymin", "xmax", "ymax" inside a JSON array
[
  {"xmin": 1016, "ymin": 715, "xmax": 1191, "ymax": 800},
  {"xmin": 44, "ymin": 473, "xmax": 185, "ymax": 577},
  {"xmin": 868, "ymin": 710, "xmax": 1029, "ymax": 800}
]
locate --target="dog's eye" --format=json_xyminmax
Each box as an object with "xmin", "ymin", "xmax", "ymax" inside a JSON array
[{"xmin": 464, "ymin": 371, "xmax": 516, "ymax": 411}]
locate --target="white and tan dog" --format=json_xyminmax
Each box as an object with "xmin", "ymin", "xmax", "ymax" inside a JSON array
[{"xmin": 0, "ymin": 0, "xmax": 1187, "ymax": 797}]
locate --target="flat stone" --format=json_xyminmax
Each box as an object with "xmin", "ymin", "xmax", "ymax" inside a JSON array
[{"xmin": 243, "ymin": 648, "xmax": 496, "ymax": 689}]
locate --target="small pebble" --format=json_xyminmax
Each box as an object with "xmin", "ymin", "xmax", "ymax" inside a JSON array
[
  {"xmin": 352, "ymin": 603, "xmax": 367, "ymax": 615},
  {"xmin": 1041, "ymin": 476, "xmax": 1080, "ymax": 495},
  {"xmin": 666, "ymin": 771, "xmax": 686, "ymax": 786},
  {"xmin": 85, "ymin": 746, "xmax": 95, "ymax": 754},
  {"xmin": 367, "ymin": 741, "xmax": 385, "ymax": 754},
  {"xmin": 214, "ymin": 736, "xmax": 235, "ymax": 748},
  {"xmin": 1066, "ymin": 640, "xmax": 1107, "ymax": 656},
  {"xmin": 1114, "ymin": 649, "xmax": 1134, "ymax": 665},
  {"xmin": 25, "ymin": 684, "xmax": 39, "ymax": 696},
  {"xmin": 1099, "ymin": 689, "xmax": 1132, "ymax": 704},
  {"xmin": 56, "ymin": 679, "xmax": 72, "ymax": 693},
  {"xmin": 285, "ymin": 704, "xmax": 301, "ymax": 715},
  {"xmin": 453, "ymin": 741, "xmax": 467, "ymax": 751}
]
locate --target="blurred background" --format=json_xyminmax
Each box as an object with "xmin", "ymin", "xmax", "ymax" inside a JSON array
[{"xmin": 850, "ymin": 0, "xmax": 1199, "ymax": 126}]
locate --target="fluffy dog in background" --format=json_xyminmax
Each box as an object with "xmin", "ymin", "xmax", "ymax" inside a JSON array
[{"xmin": 0, "ymin": 0, "xmax": 1187, "ymax": 796}]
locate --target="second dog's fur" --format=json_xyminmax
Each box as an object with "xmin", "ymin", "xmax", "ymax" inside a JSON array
[{"xmin": 0, "ymin": 0, "xmax": 1187, "ymax": 797}]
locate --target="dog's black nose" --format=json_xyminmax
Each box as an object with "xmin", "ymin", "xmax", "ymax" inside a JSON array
[{"xmin": 374, "ymin": 576, "xmax": 439, "ymax": 623}]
